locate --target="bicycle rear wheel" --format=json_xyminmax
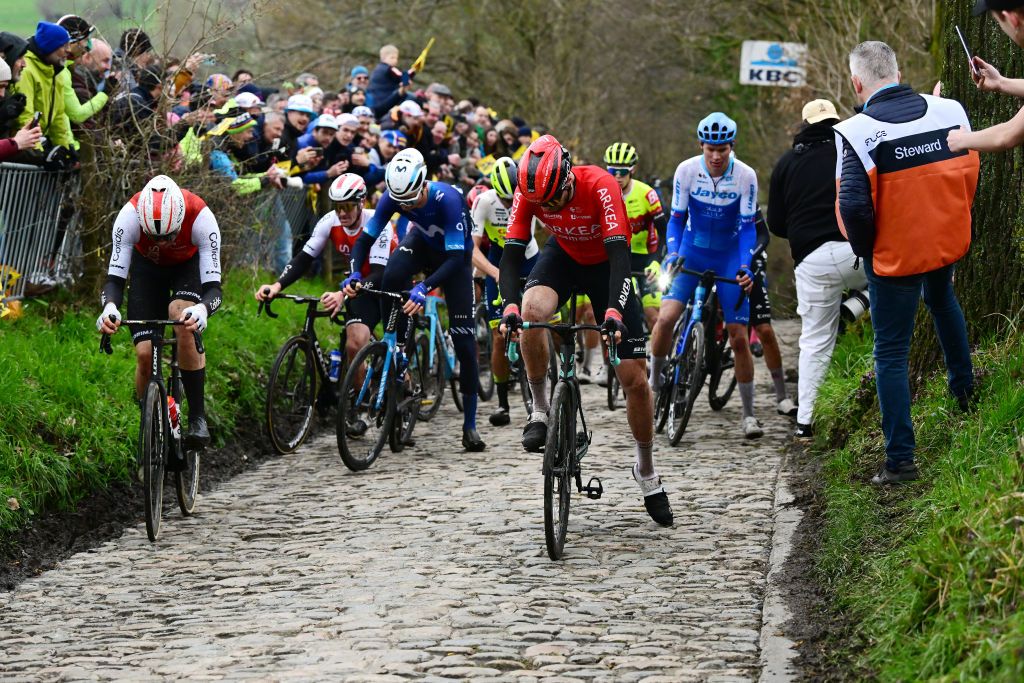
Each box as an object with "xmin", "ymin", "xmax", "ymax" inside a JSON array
[
  {"xmin": 668, "ymin": 322, "xmax": 705, "ymax": 445},
  {"xmin": 337, "ymin": 342, "xmax": 392, "ymax": 471},
  {"xmin": 476, "ymin": 306, "xmax": 494, "ymax": 401},
  {"xmin": 139, "ymin": 382, "xmax": 166, "ymax": 541},
  {"xmin": 265, "ymin": 335, "xmax": 316, "ymax": 454},
  {"xmin": 544, "ymin": 380, "xmax": 575, "ymax": 560}
]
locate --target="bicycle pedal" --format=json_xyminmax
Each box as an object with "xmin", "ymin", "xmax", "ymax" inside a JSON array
[{"xmin": 582, "ymin": 477, "xmax": 603, "ymax": 499}]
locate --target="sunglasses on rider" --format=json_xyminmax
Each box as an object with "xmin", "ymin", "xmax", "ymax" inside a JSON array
[
  {"xmin": 334, "ymin": 201, "xmax": 360, "ymax": 213},
  {"xmin": 540, "ymin": 186, "xmax": 570, "ymax": 210},
  {"xmin": 607, "ymin": 166, "xmax": 632, "ymax": 177}
]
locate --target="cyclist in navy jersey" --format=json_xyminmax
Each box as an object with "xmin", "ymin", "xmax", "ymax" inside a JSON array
[{"xmin": 345, "ymin": 148, "xmax": 486, "ymax": 451}]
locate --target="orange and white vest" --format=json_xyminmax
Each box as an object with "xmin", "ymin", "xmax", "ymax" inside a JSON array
[{"xmin": 833, "ymin": 95, "xmax": 980, "ymax": 277}]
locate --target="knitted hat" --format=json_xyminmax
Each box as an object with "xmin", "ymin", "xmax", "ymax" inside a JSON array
[
  {"xmin": 350, "ymin": 65, "xmax": 369, "ymax": 77},
  {"xmin": 34, "ymin": 22, "xmax": 71, "ymax": 55},
  {"xmin": 225, "ymin": 112, "xmax": 256, "ymax": 135},
  {"xmin": 381, "ymin": 130, "xmax": 407, "ymax": 148},
  {"xmin": 0, "ymin": 57, "xmax": 11, "ymax": 83}
]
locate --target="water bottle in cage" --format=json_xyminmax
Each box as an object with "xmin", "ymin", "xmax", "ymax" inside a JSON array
[
  {"xmin": 328, "ymin": 349, "xmax": 342, "ymax": 382},
  {"xmin": 167, "ymin": 396, "xmax": 181, "ymax": 440}
]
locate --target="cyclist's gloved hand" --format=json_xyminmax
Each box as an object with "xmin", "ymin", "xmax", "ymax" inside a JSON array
[
  {"xmin": 644, "ymin": 259, "xmax": 661, "ymax": 284},
  {"xmin": 601, "ymin": 310, "xmax": 627, "ymax": 344},
  {"xmin": 662, "ymin": 252, "xmax": 679, "ymax": 269},
  {"xmin": 736, "ymin": 266, "xmax": 755, "ymax": 293},
  {"xmin": 96, "ymin": 302, "xmax": 120, "ymax": 333},
  {"xmin": 408, "ymin": 282, "xmax": 428, "ymax": 308},
  {"xmin": 181, "ymin": 303, "xmax": 209, "ymax": 333},
  {"xmin": 341, "ymin": 271, "xmax": 362, "ymax": 295},
  {"xmin": 499, "ymin": 304, "xmax": 522, "ymax": 336}
]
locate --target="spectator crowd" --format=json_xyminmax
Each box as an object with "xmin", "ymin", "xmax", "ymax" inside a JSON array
[{"xmin": 0, "ymin": 18, "xmax": 548, "ymax": 271}]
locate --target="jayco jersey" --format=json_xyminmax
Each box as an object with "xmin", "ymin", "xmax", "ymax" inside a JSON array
[
  {"xmin": 365, "ymin": 181, "xmax": 473, "ymax": 253},
  {"xmin": 668, "ymin": 155, "xmax": 757, "ymax": 257}
]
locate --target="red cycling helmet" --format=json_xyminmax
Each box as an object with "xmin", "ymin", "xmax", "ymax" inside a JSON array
[{"xmin": 517, "ymin": 134, "xmax": 572, "ymax": 204}]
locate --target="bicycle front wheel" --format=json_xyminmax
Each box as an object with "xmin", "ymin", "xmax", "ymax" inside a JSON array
[
  {"xmin": 337, "ymin": 342, "xmax": 392, "ymax": 471},
  {"xmin": 668, "ymin": 322, "xmax": 705, "ymax": 446},
  {"xmin": 265, "ymin": 335, "xmax": 316, "ymax": 454},
  {"xmin": 544, "ymin": 380, "xmax": 575, "ymax": 560},
  {"xmin": 708, "ymin": 326, "xmax": 738, "ymax": 411},
  {"xmin": 172, "ymin": 375, "xmax": 199, "ymax": 516},
  {"xmin": 416, "ymin": 330, "xmax": 445, "ymax": 421},
  {"xmin": 139, "ymin": 382, "xmax": 166, "ymax": 541},
  {"xmin": 476, "ymin": 306, "xmax": 494, "ymax": 401}
]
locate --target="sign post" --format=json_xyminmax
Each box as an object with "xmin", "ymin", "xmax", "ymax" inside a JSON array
[{"xmin": 740, "ymin": 41, "xmax": 807, "ymax": 87}]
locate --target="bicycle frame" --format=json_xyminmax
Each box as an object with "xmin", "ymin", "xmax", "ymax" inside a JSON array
[
  {"xmin": 258, "ymin": 294, "xmax": 346, "ymax": 384},
  {"xmin": 349, "ymin": 288, "xmax": 413, "ymax": 412},
  {"xmin": 423, "ymin": 294, "xmax": 456, "ymax": 378}
]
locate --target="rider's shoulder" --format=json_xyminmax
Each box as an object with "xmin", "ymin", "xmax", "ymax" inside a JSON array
[
  {"xmin": 674, "ymin": 156, "xmax": 703, "ymax": 176},
  {"xmin": 730, "ymin": 157, "xmax": 759, "ymax": 181}
]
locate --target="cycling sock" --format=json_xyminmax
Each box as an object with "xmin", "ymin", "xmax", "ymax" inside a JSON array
[
  {"xmin": 529, "ymin": 375, "xmax": 550, "ymax": 414},
  {"xmin": 635, "ymin": 439, "xmax": 655, "ymax": 479},
  {"xmin": 769, "ymin": 366, "xmax": 787, "ymax": 401},
  {"xmin": 181, "ymin": 368, "xmax": 205, "ymax": 419},
  {"xmin": 496, "ymin": 381, "xmax": 510, "ymax": 411},
  {"xmin": 739, "ymin": 381, "xmax": 755, "ymax": 419},
  {"xmin": 462, "ymin": 392, "xmax": 477, "ymax": 431},
  {"xmin": 649, "ymin": 355, "xmax": 667, "ymax": 388}
]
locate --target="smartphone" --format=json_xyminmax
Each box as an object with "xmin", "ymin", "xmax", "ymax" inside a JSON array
[
  {"xmin": 308, "ymin": 146, "xmax": 324, "ymax": 155},
  {"xmin": 29, "ymin": 111, "xmax": 41, "ymax": 129},
  {"xmin": 955, "ymin": 26, "xmax": 979, "ymax": 77}
]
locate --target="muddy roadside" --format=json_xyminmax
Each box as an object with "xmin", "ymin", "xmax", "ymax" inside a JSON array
[{"xmin": 0, "ymin": 418, "xmax": 326, "ymax": 591}]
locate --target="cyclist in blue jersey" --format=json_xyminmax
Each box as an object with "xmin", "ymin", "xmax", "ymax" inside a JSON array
[
  {"xmin": 345, "ymin": 148, "xmax": 486, "ymax": 451},
  {"xmin": 649, "ymin": 113, "xmax": 765, "ymax": 439}
]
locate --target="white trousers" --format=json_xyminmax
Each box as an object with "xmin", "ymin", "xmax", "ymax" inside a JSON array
[{"xmin": 795, "ymin": 241, "xmax": 868, "ymax": 425}]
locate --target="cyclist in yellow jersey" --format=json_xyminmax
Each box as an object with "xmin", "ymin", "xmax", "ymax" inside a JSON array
[
  {"xmin": 605, "ymin": 142, "xmax": 668, "ymax": 335},
  {"xmin": 471, "ymin": 157, "xmax": 540, "ymax": 426}
]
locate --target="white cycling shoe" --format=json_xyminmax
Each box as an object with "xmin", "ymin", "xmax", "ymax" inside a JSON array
[
  {"xmin": 592, "ymin": 364, "xmax": 609, "ymax": 387},
  {"xmin": 776, "ymin": 398, "xmax": 797, "ymax": 417},
  {"xmin": 742, "ymin": 416, "xmax": 764, "ymax": 439}
]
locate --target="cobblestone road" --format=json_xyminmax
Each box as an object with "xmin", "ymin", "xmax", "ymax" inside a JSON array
[{"xmin": 0, "ymin": 322, "xmax": 798, "ymax": 682}]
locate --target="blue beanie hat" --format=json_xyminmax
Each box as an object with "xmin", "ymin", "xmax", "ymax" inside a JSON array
[
  {"xmin": 350, "ymin": 65, "xmax": 369, "ymax": 77},
  {"xmin": 34, "ymin": 21, "xmax": 70, "ymax": 55}
]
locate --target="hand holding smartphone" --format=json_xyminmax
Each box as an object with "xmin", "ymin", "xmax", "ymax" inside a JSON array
[
  {"xmin": 29, "ymin": 111, "xmax": 41, "ymax": 129},
  {"xmin": 956, "ymin": 26, "xmax": 980, "ymax": 78}
]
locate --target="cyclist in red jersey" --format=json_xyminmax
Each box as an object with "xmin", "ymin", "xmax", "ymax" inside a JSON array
[
  {"xmin": 96, "ymin": 175, "xmax": 222, "ymax": 448},
  {"xmin": 498, "ymin": 135, "xmax": 672, "ymax": 527}
]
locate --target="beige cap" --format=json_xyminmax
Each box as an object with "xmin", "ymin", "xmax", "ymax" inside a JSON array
[{"xmin": 802, "ymin": 99, "xmax": 839, "ymax": 124}]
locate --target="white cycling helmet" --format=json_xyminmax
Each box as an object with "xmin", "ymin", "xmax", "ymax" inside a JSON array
[
  {"xmin": 385, "ymin": 148, "xmax": 427, "ymax": 202},
  {"xmin": 329, "ymin": 173, "xmax": 367, "ymax": 202},
  {"xmin": 137, "ymin": 175, "xmax": 186, "ymax": 240}
]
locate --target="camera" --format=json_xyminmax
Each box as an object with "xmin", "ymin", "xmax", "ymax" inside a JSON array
[{"xmin": 840, "ymin": 289, "xmax": 870, "ymax": 323}]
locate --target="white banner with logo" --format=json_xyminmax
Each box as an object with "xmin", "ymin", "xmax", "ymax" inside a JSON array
[{"xmin": 740, "ymin": 41, "xmax": 807, "ymax": 87}]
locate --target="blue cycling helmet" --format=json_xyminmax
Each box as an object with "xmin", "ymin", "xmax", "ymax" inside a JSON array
[{"xmin": 697, "ymin": 112, "xmax": 737, "ymax": 145}]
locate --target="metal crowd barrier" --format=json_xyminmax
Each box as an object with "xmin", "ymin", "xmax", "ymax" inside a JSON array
[{"xmin": 0, "ymin": 163, "xmax": 82, "ymax": 300}]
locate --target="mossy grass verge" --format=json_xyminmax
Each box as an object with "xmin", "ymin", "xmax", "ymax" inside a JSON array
[
  {"xmin": 0, "ymin": 272, "xmax": 339, "ymax": 537},
  {"xmin": 812, "ymin": 322, "xmax": 1024, "ymax": 681}
]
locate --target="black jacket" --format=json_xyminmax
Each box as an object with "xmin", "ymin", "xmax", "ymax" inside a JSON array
[
  {"xmin": 836, "ymin": 84, "xmax": 928, "ymax": 258},
  {"xmin": 767, "ymin": 120, "xmax": 847, "ymax": 265}
]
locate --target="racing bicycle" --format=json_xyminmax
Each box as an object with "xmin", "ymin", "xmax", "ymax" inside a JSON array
[
  {"xmin": 258, "ymin": 291, "xmax": 346, "ymax": 454},
  {"xmin": 508, "ymin": 293, "xmax": 617, "ymax": 560},
  {"xmin": 101, "ymin": 318, "xmax": 204, "ymax": 542}
]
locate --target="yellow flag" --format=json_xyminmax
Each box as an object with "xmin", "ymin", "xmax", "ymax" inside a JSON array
[
  {"xmin": 476, "ymin": 154, "xmax": 497, "ymax": 176},
  {"xmin": 409, "ymin": 37, "xmax": 435, "ymax": 73}
]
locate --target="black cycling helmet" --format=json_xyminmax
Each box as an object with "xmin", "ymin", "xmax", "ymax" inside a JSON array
[{"xmin": 57, "ymin": 15, "xmax": 95, "ymax": 43}]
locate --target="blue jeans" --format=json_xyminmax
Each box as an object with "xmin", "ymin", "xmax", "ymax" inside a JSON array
[{"xmin": 865, "ymin": 258, "xmax": 973, "ymax": 467}]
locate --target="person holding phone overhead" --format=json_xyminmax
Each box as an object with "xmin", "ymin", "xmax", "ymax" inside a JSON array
[{"xmin": 948, "ymin": 1, "xmax": 1024, "ymax": 153}]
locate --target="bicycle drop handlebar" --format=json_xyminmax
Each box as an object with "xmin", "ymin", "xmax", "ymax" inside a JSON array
[
  {"xmin": 257, "ymin": 288, "xmax": 344, "ymax": 325},
  {"xmin": 506, "ymin": 320, "xmax": 621, "ymax": 367},
  {"xmin": 663, "ymin": 260, "xmax": 759, "ymax": 312},
  {"xmin": 99, "ymin": 316, "xmax": 204, "ymax": 355}
]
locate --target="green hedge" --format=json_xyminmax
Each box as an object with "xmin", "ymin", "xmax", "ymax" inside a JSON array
[
  {"xmin": 0, "ymin": 272, "xmax": 339, "ymax": 536},
  {"xmin": 813, "ymin": 326, "xmax": 1024, "ymax": 681}
]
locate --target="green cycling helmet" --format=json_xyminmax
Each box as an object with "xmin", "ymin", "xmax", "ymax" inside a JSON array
[
  {"xmin": 603, "ymin": 142, "xmax": 638, "ymax": 167},
  {"xmin": 489, "ymin": 156, "xmax": 517, "ymax": 200}
]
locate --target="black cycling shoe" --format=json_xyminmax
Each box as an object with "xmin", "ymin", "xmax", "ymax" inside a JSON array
[
  {"xmin": 632, "ymin": 465, "xmax": 673, "ymax": 526},
  {"xmin": 463, "ymin": 428, "xmax": 486, "ymax": 452},
  {"xmin": 522, "ymin": 413, "xmax": 548, "ymax": 453},
  {"xmin": 184, "ymin": 416, "xmax": 210, "ymax": 450},
  {"xmin": 489, "ymin": 408, "xmax": 511, "ymax": 427},
  {"xmin": 346, "ymin": 418, "xmax": 368, "ymax": 438}
]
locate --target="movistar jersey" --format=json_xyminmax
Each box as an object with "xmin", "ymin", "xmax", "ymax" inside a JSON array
[
  {"xmin": 471, "ymin": 189, "xmax": 539, "ymax": 258},
  {"xmin": 667, "ymin": 154, "xmax": 757, "ymax": 263},
  {"xmin": 623, "ymin": 179, "xmax": 664, "ymax": 255},
  {"xmin": 365, "ymin": 181, "xmax": 473, "ymax": 253}
]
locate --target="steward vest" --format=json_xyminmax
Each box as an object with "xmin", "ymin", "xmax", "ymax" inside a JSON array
[{"xmin": 833, "ymin": 94, "xmax": 979, "ymax": 277}]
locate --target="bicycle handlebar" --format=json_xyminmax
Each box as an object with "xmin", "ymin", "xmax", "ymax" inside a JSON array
[
  {"xmin": 100, "ymin": 317, "xmax": 204, "ymax": 355},
  {"xmin": 663, "ymin": 260, "xmax": 761, "ymax": 312},
  {"xmin": 257, "ymin": 288, "xmax": 344, "ymax": 325},
  {"xmin": 505, "ymin": 320, "xmax": 620, "ymax": 367}
]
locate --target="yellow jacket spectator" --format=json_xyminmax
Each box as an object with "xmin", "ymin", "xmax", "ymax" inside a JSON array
[{"xmin": 13, "ymin": 22, "xmax": 74, "ymax": 151}]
